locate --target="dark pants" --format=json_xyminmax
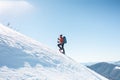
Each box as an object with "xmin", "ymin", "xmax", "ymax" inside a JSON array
[{"xmin": 57, "ymin": 43, "xmax": 65, "ymax": 54}]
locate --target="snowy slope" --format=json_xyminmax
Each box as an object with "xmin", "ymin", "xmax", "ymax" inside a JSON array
[{"xmin": 0, "ymin": 24, "xmax": 108, "ymax": 80}]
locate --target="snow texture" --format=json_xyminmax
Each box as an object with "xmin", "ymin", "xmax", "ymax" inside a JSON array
[
  {"xmin": 114, "ymin": 66, "xmax": 120, "ymax": 70},
  {"xmin": 0, "ymin": 24, "xmax": 108, "ymax": 80}
]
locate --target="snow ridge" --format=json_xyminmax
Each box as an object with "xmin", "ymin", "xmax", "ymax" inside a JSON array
[{"xmin": 0, "ymin": 24, "xmax": 108, "ymax": 80}]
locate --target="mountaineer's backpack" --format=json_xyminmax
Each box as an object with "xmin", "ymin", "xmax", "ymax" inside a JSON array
[{"xmin": 63, "ymin": 36, "xmax": 67, "ymax": 44}]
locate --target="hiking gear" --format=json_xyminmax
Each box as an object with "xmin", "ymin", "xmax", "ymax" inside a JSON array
[{"xmin": 63, "ymin": 36, "xmax": 67, "ymax": 44}]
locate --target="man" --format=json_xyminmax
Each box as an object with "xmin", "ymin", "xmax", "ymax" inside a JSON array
[{"xmin": 57, "ymin": 34, "xmax": 65, "ymax": 54}]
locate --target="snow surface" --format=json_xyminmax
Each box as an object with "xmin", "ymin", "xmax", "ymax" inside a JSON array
[
  {"xmin": 114, "ymin": 66, "xmax": 120, "ymax": 70},
  {"xmin": 0, "ymin": 24, "xmax": 109, "ymax": 80}
]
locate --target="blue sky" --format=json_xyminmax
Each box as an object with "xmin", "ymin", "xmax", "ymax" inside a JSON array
[{"xmin": 0, "ymin": 0, "xmax": 120, "ymax": 62}]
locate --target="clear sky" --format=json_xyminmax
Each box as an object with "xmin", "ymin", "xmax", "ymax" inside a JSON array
[{"xmin": 0, "ymin": 0, "xmax": 120, "ymax": 62}]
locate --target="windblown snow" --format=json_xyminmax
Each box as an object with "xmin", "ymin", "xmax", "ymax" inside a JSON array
[{"xmin": 0, "ymin": 24, "xmax": 108, "ymax": 80}]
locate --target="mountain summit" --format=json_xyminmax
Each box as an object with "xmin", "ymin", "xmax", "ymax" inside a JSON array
[{"xmin": 0, "ymin": 24, "xmax": 108, "ymax": 80}]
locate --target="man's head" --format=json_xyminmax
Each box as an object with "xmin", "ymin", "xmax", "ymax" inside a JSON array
[{"xmin": 60, "ymin": 34, "xmax": 62, "ymax": 37}]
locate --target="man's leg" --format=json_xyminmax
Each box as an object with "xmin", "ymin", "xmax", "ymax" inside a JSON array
[
  {"xmin": 57, "ymin": 44, "xmax": 61, "ymax": 49},
  {"xmin": 61, "ymin": 44, "xmax": 65, "ymax": 54},
  {"xmin": 62, "ymin": 48, "xmax": 65, "ymax": 54},
  {"xmin": 57, "ymin": 44, "xmax": 63, "ymax": 53}
]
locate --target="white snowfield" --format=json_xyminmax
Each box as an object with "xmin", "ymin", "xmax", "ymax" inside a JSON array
[{"xmin": 0, "ymin": 24, "xmax": 108, "ymax": 80}]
